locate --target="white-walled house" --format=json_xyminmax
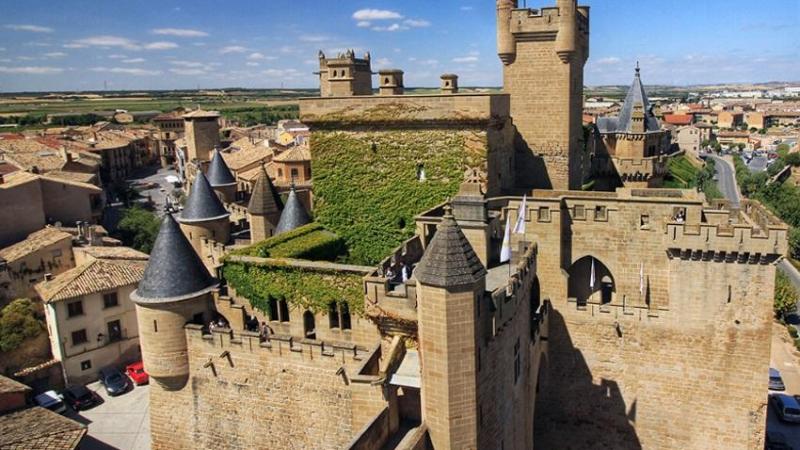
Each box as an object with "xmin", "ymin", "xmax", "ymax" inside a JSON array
[{"xmin": 36, "ymin": 246, "xmax": 148, "ymax": 384}]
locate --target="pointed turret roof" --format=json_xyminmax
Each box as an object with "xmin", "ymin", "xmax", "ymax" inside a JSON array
[
  {"xmin": 247, "ymin": 164, "xmax": 283, "ymax": 216},
  {"xmin": 131, "ymin": 214, "xmax": 217, "ymax": 303},
  {"xmin": 179, "ymin": 171, "xmax": 230, "ymax": 223},
  {"xmin": 274, "ymin": 185, "xmax": 311, "ymax": 235},
  {"xmin": 415, "ymin": 205, "xmax": 486, "ymax": 289},
  {"xmin": 206, "ymin": 149, "xmax": 236, "ymax": 187},
  {"xmin": 615, "ymin": 64, "xmax": 660, "ymax": 133}
]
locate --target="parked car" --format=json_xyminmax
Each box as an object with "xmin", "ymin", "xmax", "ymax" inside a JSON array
[
  {"xmin": 99, "ymin": 367, "xmax": 131, "ymax": 396},
  {"xmin": 34, "ymin": 390, "xmax": 67, "ymax": 414},
  {"xmin": 769, "ymin": 368, "xmax": 786, "ymax": 391},
  {"xmin": 63, "ymin": 385, "xmax": 102, "ymax": 411},
  {"xmin": 765, "ymin": 430, "xmax": 794, "ymax": 450},
  {"xmin": 769, "ymin": 394, "xmax": 800, "ymax": 423},
  {"xmin": 126, "ymin": 361, "xmax": 149, "ymax": 385}
]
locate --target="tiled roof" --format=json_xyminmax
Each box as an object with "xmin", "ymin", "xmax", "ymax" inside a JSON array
[
  {"xmin": 182, "ymin": 109, "xmax": 219, "ymax": 119},
  {"xmin": 0, "ymin": 171, "xmax": 39, "ymax": 189},
  {"xmin": 615, "ymin": 65, "xmax": 660, "ymax": 133},
  {"xmin": 0, "ymin": 228, "xmax": 73, "ymax": 263},
  {"xmin": 178, "ymin": 171, "xmax": 230, "ymax": 223},
  {"xmin": 223, "ymin": 138, "xmax": 273, "ymax": 171},
  {"xmin": 275, "ymin": 186, "xmax": 311, "ymax": 235},
  {"xmin": 45, "ymin": 170, "xmax": 97, "ymax": 185},
  {"xmin": 0, "ymin": 406, "xmax": 86, "ymax": 450},
  {"xmin": 36, "ymin": 257, "xmax": 147, "ymax": 303},
  {"xmin": 238, "ymin": 162, "xmax": 276, "ymax": 182},
  {"xmin": 0, "ymin": 375, "xmax": 30, "ymax": 395},
  {"xmin": 76, "ymin": 246, "xmax": 149, "ymax": 261},
  {"xmin": 415, "ymin": 206, "xmax": 486, "ymax": 288},
  {"xmin": 662, "ymin": 114, "xmax": 693, "ymax": 126},
  {"xmin": 206, "ymin": 149, "xmax": 237, "ymax": 187},
  {"xmin": 132, "ymin": 214, "xmax": 217, "ymax": 303},
  {"xmin": 247, "ymin": 164, "xmax": 283, "ymax": 216},
  {"xmin": 273, "ymin": 145, "xmax": 311, "ymax": 163}
]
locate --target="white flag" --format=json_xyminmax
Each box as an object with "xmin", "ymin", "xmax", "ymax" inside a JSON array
[
  {"xmin": 500, "ymin": 216, "xmax": 512, "ymax": 263},
  {"xmin": 589, "ymin": 257, "xmax": 596, "ymax": 290},
  {"xmin": 513, "ymin": 194, "xmax": 527, "ymax": 234},
  {"xmin": 639, "ymin": 262, "xmax": 644, "ymax": 295}
]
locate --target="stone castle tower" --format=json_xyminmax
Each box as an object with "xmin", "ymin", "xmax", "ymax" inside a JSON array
[
  {"xmin": 247, "ymin": 164, "xmax": 284, "ymax": 243},
  {"xmin": 131, "ymin": 214, "xmax": 216, "ymax": 391},
  {"xmin": 182, "ymin": 110, "xmax": 221, "ymax": 162},
  {"xmin": 497, "ymin": 0, "xmax": 589, "ymax": 190},
  {"xmin": 176, "ymin": 171, "xmax": 230, "ymax": 267},
  {"xmin": 317, "ymin": 49, "xmax": 373, "ymax": 97},
  {"xmin": 206, "ymin": 149, "xmax": 237, "ymax": 203}
]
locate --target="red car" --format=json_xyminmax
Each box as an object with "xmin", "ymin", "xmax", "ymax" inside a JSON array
[{"xmin": 125, "ymin": 361, "xmax": 149, "ymax": 385}]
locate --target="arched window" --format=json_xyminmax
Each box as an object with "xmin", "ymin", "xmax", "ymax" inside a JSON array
[
  {"xmin": 328, "ymin": 302, "xmax": 339, "ymax": 328},
  {"xmin": 341, "ymin": 302, "xmax": 351, "ymax": 330},
  {"xmin": 303, "ymin": 311, "xmax": 316, "ymax": 339}
]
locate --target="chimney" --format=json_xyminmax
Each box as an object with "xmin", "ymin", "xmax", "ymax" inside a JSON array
[{"xmin": 44, "ymin": 273, "xmax": 53, "ymax": 281}]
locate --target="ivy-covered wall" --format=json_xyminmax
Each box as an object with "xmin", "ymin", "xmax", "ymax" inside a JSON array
[
  {"xmin": 223, "ymin": 260, "xmax": 366, "ymax": 315},
  {"xmin": 311, "ymin": 129, "xmax": 487, "ymax": 265},
  {"xmin": 233, "ymin": 223, "xmax": 346, "ymax": 261}
]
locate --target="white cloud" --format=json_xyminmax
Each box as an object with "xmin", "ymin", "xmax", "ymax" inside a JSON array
[
  {"xmin": 16, "ymin": 56, "xmax": 36, "ymax": 61},
  {"xmin": 419, "ymin": 58, "xmax": 439, "ymax": 66},
  {"xmin": 151, "ymin": 28, "xmax": 209, "ymax": 37},
  {"xmin": 299, "ymin": 35, "xmax": 329, "ymax": 43},
  {"xmin": 0, "ymin": 47, "xmax": 6, "ymax": 52},
  {"xmin": 170, "ymin": 60, "xmax": 205, "ymax": 68},
  {"xmin": 90, "ymin": 66, "xmax": 161, "ymax": 76},
  {"xmin": 403, "ymin": 19, "xmax": 430, "ymax": 28},
  {"xmin": 63, "ymin": 43, "xmax": 87, "ymax": 49},
  {"xmin": 0, "ymin": 65, "xmax": 63, "ymax": 74},
  {"xmin": 356, "ymin": 21, "xmax": 371, "ymax": 28},
  {"xmin": 352, "ymin": 9, "xmax": 402, "ymax": 20},
  {"xmin": 374, "ymin": 57, "xmax": 392, "ymax": 68},
  {"xmin": 169, "ymin": 68, "xmax": 207, "ymax": 76},
  {"xmin": 143, "ymin": 41, "xmax": 178, "ymax": 50},
  {"xmin": 5, "ymin": 24, "xmax": 53, "ymax": 33},
  {"xmin": 453, "ymin": 55, "xmax": 479, "ymax": 63},
  {"xmin": 247, "ymin": 52, "xmax": 276, "ymax": 61},
  {"xmin": 122, "ymin": 58, "xmax": 145, "ymax": 64},
  {"xmin": 72, "ymin": 35, "xmax": 140, "ymax": 50},
  {"xmin": 262, "ymin": 68, "xmax": 302, "ymax": 78},
  {"xmin": 372, "ymin": 23, "xmax": 407, "ymax": 32},
  {"xmin": 0, "ymin": 58, "xmax": 11, "ymax": 63},
  {"xmin": 220, "ymin": 45, "xmax": 247, "ymax": 54},
  {"xmin": 107, "ymin": 54, "xmax": 127, "ymax": 59},
  {"xmin": 43, "ymin": 52, "xmax": 66, "ymax": 58},
  {"xmin": 596, "ymin": 56, "xmax": 621, "ymax": 66},
  {"xmin": 245, "ymin": 62, "xmax": 260, "ymax": 67},
  {"xmin": 460, "ymin": 6, "xmax": 474, "ymax": 11}
]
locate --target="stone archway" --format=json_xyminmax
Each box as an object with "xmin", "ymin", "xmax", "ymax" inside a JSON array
[{"xmin": 566, "ymin": 256, "xmax": 615, "ymax": 305}]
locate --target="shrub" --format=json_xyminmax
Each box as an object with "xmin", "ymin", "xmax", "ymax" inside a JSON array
[
  {"xmin": 774, "ymin": 271, "xmax": 799, "ymax": 319},
  {"xmin": 235, "ymin": 223, "xmax": 347, "ymax": 261},
  {"xmin": 0, "ymin": 299, "xmax": 44, "ymax": 352}
]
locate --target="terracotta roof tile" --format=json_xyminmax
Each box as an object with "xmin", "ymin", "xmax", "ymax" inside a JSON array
[
  {"xmin": 0, "ymin": 407, "xmax": 86, "ymax": 450},
  {"xmin": 36, "ymin": 257, "xmax": 147, "ymax": 303},
  {"xmin": 0, "ymin": 228, "xmax": 73, "ymax": 263},
  {"xmin": 273, "ymin": 145, "xmax": 310, "ymax": 163},
  {"xmin": 0, "ymin": 375, "xmax": 30, "ymax": 395}
]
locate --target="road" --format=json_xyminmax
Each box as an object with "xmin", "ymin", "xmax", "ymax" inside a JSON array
[
  {"xmin": 126, "ymin": 166, "xmax": 179, "ymax": 216},
  {"xmin": 769, "ymin": 323, "xmax": 800, "ymax": 445},
  {"xmin": 709, "ymin": 155, "xmax": 741, "ymax": 208}
]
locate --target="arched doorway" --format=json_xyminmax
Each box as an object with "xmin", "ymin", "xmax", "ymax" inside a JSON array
[
  {"xmin": 566, "ymin": 256, "xmax": 615, "ymax": 305},
  {"xmin": 303, "ymin": 311, "xmax": 316, "ymax": 340}
]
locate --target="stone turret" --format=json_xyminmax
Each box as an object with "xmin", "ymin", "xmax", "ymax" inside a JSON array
[
  {"xmin": 496, "ymin": 0, "xmax": 516, "ymax": 65},
  {"xmin": 440, "ymin": 74, "xmax": 459, "ymax": 94},
  {"xmin": 316, "ymin": 49, "xmax": 373, "ymax": 97},
  {"xmin": 415, "ymin": 205, "xmax": 487, "ymax": 449},
  {"xmin": 247, "ymin": 164, "xmax": 284, "ymax": 242},
  {"xmin": 555, "ymin": 0, "xmax": 578, "ymax": 62},
  {"xmin": 131, "ymin": 214, "xmax": 217, "ymax": 390},
  {"xmin": 274, "ymin": 185, "xmax": 311, "ymax": 235},
  {"xmin": 177, "ymin": 171, "xmax": 230, "ymax": 261},
  {"xmin": 452, "ymin": 169, "xmax": 489, "ymax": 267},
  {"xmin": 378, "ymin": 69, "xmax": 404, "ymax": 96},
  {"xmin": 206, "ymin": 148, "xmax": 237, "ymax": 203}
]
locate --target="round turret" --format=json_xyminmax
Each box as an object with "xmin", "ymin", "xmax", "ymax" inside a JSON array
[
  {"xmin": 177, "ymin": 171, "xmax": 231, "ymax": 256},
  {"xmin": 206, "ymin": 148, "xmax": 237, "ymax": 203},
  {"xmin": 131, "ymin": 214, "xmax": 218, "ymax": 389}
]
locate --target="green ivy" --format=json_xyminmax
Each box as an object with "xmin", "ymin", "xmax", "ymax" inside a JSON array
[
  {"xmin": 311, "ymin": 130, "xmax": 485, "ymax": 265},
  {"xmin": 233, "ymin": 223, "xmax": 346, "ymax": 261},
  {"xmin": 223, "ymin": 261, "xmax": 365, "ymax": 315}
]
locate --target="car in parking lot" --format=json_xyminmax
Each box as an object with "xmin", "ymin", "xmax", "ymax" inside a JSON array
[
  {"xmin": 770, "ymin": 368, "xmax": 786, "ymax": 391},
  {"xmin": 765, "ymin": 430, "xmax": 794, "ymax": 450},
  {"xmin": 99, "ymin": 367, "xmax": 131, "ymax": 396},
  {"xmin": 126, "ymin": 360, "xmax": 149, "ymax": 385},
  {"xmin": 34, "ymin": 390, "xmax": 67, "ymax": 414},
  {"xmin": 769, "ymin": 394, "xmax": 800, "ymax": 423},
  {"xmin": 63, "ymin": 385, "xmax": 102, "ymax": 411}
]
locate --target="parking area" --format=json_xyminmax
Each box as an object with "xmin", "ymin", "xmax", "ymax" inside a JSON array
[
  {"xmin": 126, "ymin": 166, "xmax": 180, "ymax": 216},
  {"xmin": 66, "ymin": 381, "xmax": 150, "ymax": 450},
  {"xmin": 768, "ymin": 322, "xmax": 800, "ymax": 444}
]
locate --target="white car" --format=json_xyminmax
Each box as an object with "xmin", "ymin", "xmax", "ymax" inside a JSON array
[{"xmin": 34, "ymin": 390, "xmax": 67, "ymax": 414}]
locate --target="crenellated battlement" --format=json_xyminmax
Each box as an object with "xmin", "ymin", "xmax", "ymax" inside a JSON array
[{"xmin": 666, "ymin": 221, "xmax": 787, "ymax": 261}]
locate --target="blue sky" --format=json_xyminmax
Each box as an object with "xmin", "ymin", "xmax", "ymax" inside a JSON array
[{"xmin": 0, "ymin": 0, "xmax": 797, "ymax": 92}]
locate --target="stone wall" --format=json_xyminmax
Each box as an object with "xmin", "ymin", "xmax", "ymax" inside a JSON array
[
  {"xmin": 149, "ymin": 326, "xmax": 381, "ymax": 450},
  {"xmin": 185, "ymin": 118, "xmax": 220, "ymax": 162},
  {"xmin": 0, "ymin": 178, "xmax": 46, "ymax": 247}
]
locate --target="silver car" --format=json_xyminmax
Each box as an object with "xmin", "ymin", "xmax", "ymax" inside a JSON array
[{"xmin": 770, "ymin": 368, "xmax": 786, "ymax": 391}]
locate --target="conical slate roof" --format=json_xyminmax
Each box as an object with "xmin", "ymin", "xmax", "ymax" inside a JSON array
[
  {"xmin": 131, "ymin": 214, "xmax": 217, "ymax": 303},
  {"xmin": 415, "ymin": 205, "xmax": 486, "ymax": 289},
  {"xmin": 179, "ymin": 171, "xmax": 230, "ymax": 223},
  {"xmin": 206, "ymin": 149, "xmax": 236, "ymax": 187},
  {"xmin": 247, "ymin": 164, "xmax": 283, "ymax": 216},
  {"xmin": 274, "ymin": 185, "xmax": 311, "ymax": 235},
  {"xmin": 616, "ymin": 64, "xmax": 660, "ymax": 133}
]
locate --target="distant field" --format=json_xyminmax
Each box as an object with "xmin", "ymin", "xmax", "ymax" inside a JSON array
[{"xmin": 0, "ymin": 98, "xmax": 300, "ymax": 115}]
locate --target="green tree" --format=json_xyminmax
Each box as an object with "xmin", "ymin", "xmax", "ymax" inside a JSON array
[
  {"xmin": 117, "ymin": 206, "xmax": 160, "ymax": 253},
  {"xmin": 775, "ymin": 271, "xmax": 798, "ymax": 319},
  {"xmin": 0, "ymin": 299, "xmax": 44, "ymax": 352}
]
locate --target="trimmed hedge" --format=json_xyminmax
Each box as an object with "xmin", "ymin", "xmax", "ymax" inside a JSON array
[
  {"xmin": 223, "ymin": 261, "xmax": 364, "ymax": 314},
  {"xmin": 235, "ymin": 223, "xmax": 346, "ymax": 261},
  {"xmin": 311, "ymin": 130, "xmax": 486, "ymax": 265}
]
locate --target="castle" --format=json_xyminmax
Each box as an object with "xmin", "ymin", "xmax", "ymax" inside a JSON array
[{"xmin": 132, "ymin": 1, "xmax": 787, "ymax": 449}]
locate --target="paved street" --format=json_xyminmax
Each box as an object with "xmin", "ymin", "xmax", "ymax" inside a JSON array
[
  {"xmin": 709, "ymin": 155, "xmax": 740, "ymax": 208},
  {"xmin": 66, "ymin": 381, "xmax": 150, "ymax": 450},
  {"xmin": 769, "ymin": 323, "xmax": 800, "ymax": 445},
  {"xmin": 126, "ymin": 166, "xmax": 180, "ymax": 216}
]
